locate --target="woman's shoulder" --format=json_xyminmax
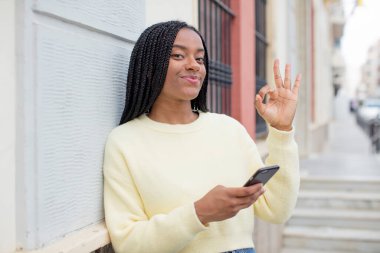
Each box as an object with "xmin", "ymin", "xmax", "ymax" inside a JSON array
[
  {"xmin": 204, "ymin": 112, "xmax": 245, "ymax": 129},
  {"xmin": 105, "ymin": 117, "xmax": 142, "ymax": 144},
  {"xmin": 203, "ymin": 112, "xmax": 253, "ymax": 145}
]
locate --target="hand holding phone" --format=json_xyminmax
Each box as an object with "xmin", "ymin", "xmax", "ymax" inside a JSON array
[{"xmin": 243, "ymin": 165, "xmax": 280, "ymax": 187}]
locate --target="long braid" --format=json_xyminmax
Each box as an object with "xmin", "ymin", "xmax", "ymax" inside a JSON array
[
  {"xmin": 191, "ymin": 32, "xmax": 209, "ymax": 111},
  {"xmin": 139, "ymin": 25, "xmax": 170, "ymax": 111},
  {"xmin": 119, "ymin": 21, "xmax": 209, "ymax": 125}
]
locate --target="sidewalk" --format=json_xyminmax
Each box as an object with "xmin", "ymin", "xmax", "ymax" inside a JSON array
[
  {"xmin": 281, "ymin": 95, "xmax": 380, "ymax": 253},
  {"xmin": 300, "ymin": 99, "xmax": 380, "ymax": 179}
]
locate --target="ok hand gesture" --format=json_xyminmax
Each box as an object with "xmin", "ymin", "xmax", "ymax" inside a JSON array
[{"xmin": 255, "ymin": 59, "xmax": 301, "ymax": 131}]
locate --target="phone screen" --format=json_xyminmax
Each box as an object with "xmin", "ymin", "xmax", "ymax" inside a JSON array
[{"xmin": 243, "ymin": 165, "xmax": 280, "ymax": 187}]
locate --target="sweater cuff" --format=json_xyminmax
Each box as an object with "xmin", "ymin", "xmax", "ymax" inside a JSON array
[
  {"xmin": 176, "ymin": 203, "xmax": 208, "ymax": 236},
  {"xmin": 266, "ymin": 125, "xmax": 295, "ymax": 147}
]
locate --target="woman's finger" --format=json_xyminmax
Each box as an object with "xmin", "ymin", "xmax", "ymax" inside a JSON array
[
  {"xmin": 236, "ymin": 188, "xmax": 266, "ymax": 209},
  {"xmin": 273, "ymin": 59, "xmax": 283, "ymax": 89},
  {"xmin": 257, "ymin": 84, "xmax": 271, "ymax": 100},
  {"xmin": 229, "ymin": 184, "xmax": 263, "ymax": 198},
  {"xmin": 284, "ymin": 64, "xmax": 291, "ymax": 89},
  {"xmin": 292, "ymin": 73, "xmax": 302, "ymax": 95}
]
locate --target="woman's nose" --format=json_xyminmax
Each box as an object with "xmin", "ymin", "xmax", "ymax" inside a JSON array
[{"xmin": 185, "ymin": 57, "xmax": 200, "ymax": 71}]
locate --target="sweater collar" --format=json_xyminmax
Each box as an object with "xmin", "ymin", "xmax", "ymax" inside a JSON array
[{"xmin": 136, "ymin": 112, "xmax": 207, "ymax": 133}]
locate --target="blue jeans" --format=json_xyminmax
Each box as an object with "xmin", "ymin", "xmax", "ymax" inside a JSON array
[{"xmin": 223, "ymin": 248, "xmax": 255, "ymax": 253}]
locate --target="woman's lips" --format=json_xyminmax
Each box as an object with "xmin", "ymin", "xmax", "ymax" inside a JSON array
[{"xmin": 182, "ymin": 76, "xmax": 200, "ymax": 84}]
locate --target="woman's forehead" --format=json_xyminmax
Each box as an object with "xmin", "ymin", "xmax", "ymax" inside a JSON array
[{"xmin": 173, "ymin": 28, "xmax": 204, "ymax": 49}]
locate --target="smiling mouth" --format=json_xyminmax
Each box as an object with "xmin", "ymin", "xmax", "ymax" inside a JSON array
[{"xmin": 181, "ymin": 76, "xmax": 201, "ymax": 84}]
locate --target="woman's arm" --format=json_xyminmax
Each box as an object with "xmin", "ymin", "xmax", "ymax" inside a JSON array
[
  {"xmin": 250, "ymin": 59, "xmax": 301, "ymax": 223},
  {"xmin": 251, "ymin": 126, "xmax": 299, "ymax": 223}
]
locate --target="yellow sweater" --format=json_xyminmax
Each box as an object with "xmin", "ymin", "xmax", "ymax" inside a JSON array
[{"xmin": 103, "ymin": 112, "xmax": 299, "ymax": 253}]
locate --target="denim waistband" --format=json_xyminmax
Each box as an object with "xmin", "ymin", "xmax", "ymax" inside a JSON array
[{"xmin": 223, "ymin": 248, "xmax": 255, "ymax": 253}]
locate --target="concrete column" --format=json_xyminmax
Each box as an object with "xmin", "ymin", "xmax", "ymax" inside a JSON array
[{"xmin": 0, "ymin": 0, "xmax": 16, "ymax": 252}]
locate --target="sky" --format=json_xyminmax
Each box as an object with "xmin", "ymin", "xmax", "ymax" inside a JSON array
[{"xmin": 341, "ymin": 0, "xmax": 380, "ymax": 97}]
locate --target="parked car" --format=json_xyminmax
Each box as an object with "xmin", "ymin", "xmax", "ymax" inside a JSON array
[{"xmin": 356, "ymin": 98, "xmax": 380, "ymax": 135}]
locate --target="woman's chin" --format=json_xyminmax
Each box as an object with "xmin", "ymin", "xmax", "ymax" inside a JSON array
[
  {"xmin": 180, "ymin": 90, "xmax": 201, "ymax": 101},
  {"xmin": 184, "ymin": 93, "xmax": 200, "ymax": 101}
]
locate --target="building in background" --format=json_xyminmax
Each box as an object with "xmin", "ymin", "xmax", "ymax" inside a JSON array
[
  {"xmin": 0, "ymin": 0, "xmax": 343, "ymax": 252},
  {"xmin": 360, "ymin": 40, "xmax": 380, "ymax": 99},
  {"xmin": 329, "ymin": 0, "xmax": 347, "ymax": 97}
]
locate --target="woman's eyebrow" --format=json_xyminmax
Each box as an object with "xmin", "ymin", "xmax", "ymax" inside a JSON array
[{"xmin": 172, "ymin": 44, "xmax": 204, "ymax": 52}]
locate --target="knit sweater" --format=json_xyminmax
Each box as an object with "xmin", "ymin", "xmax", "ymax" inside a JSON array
[{"xmin": 103, "ymin": 112, "xmax": 299, "ymax": 253}]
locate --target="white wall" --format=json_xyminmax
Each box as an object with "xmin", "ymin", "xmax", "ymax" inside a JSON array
[
  {"xmin": 295, "ymin": 0, "xmax": 313, "ymax": 157},
  {"xmin": 0, "ymin": 0, "xmax": 16, "ymax": 252},
  {"xmin": 267, "ymin": 0, "xmax": 288, "ymax": 76},
  {"xmin": 145, "ymin": 0, "xmax": 198, "ymax": 28},
  {"xmin": 14, "ymin": 0, "xmax": 145, "ymax": 250},
  {"xmin": 313, "ymin": 0, "xmax": 333, "ymax": 126}
]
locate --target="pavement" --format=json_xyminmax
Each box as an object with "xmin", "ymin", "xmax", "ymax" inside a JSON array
[{"xmin": 300, "ymin": 92, "xmax": 380, "ymax": 179}]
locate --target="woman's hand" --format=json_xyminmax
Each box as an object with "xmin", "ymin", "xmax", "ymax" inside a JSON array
[
  {"xmin": 255, "ymin": 59, "xmax": 301, "ymax": 131},
  {"xmin": 194, "ymin": 184, "xmax": 265, "ymax": 225}
]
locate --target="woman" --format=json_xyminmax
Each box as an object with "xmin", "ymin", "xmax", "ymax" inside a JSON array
[{"xmin": 103, "ymin": 20, "xmax": 301, "ymax": 253}]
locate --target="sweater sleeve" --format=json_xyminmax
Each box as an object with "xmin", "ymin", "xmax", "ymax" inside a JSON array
[
  {"xmin": 103, "ymin": 132, "xmax": 207, "ymax": 253},
  {"xmin": 244, "ymin": 126, "xmax": 300, "ymax": 224}
]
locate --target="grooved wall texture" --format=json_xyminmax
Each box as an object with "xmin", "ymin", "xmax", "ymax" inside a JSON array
[
  {"xmin": 25, "ymin": 0, "xmax": 144, "ymax": 248},
  {"xmin": 35, "ymin": 0, "xmax": 143, "ymax": 41}
]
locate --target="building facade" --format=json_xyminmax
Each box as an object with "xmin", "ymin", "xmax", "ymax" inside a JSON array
[{"xmin": 0, "ymin": 0, "xmax": 341, "ymax": 252}]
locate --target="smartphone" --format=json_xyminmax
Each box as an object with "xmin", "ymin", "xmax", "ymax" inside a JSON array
[{"xmin": 243, "ymin": 165, "xmax": 280, "ymax": 187}]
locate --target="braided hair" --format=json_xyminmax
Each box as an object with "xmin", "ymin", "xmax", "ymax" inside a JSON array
[{"xmin": 119, "ymin": 20, "xmax": 209, "ymax": 125}]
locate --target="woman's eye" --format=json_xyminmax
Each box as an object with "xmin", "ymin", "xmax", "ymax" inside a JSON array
[
  {"xmin": 196, "ymin": 57, "xmax": 205, "ymax": 64},
  {"xmin": 171, "ymin": 54, "xmax": 184, "ymax": 59}
]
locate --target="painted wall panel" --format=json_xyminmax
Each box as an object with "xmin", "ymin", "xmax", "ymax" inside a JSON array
[
  {"xmin": 35, "ymin": 0, "xmax": 145, "ymax": 41},
  {"xmin": 34, "ymin": 24, "xmax": 130, "ymax": 246},
  {"xmin": 16, "ymin": 0, "xmax": 146, "ymax": 250},
  {"xmin": 0, "ymin": 0, "xmax": 16, "ymax": 252}
]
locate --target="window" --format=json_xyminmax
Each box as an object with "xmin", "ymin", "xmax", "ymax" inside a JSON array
[
  {"xmin": 198, "ymin": 0, "xmax": 234, "ymax": 115},
  {"xmin": 255, "ymin": 0, "xmax": 268, "ymax": 136}
]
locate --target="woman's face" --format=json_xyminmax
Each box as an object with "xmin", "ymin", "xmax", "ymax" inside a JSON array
[{"xmin": 158, "ymin": 28, "xmax": 207, "ymax": 104}]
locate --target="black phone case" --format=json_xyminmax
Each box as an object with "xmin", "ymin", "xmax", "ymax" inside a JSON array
[{"xmin": 243, "ymin": 165, "xmax": 280, "ymax": 187}]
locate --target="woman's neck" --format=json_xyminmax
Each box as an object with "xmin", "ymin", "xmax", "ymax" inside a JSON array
[{"xmin": 148, "ymin": 101, "xmax": 198, "ymax": 124}]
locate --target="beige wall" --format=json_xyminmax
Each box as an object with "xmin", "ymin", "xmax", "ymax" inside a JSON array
[
  {"xmin": 307, "ymin": 0, "xmax": 333, "ymax": 154},
  {"xmin": 145, "ymin": 0, "xmax": 198, "ymax": 28},
  {"xmin": 0, "ymin": 0, "xmax": 16, "ymax": 252}
]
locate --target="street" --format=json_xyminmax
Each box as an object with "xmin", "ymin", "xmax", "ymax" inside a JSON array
[{"xmin": 301, "ymin": 91, "xmax": 380, "ymax": 178}]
